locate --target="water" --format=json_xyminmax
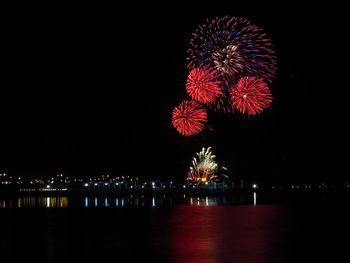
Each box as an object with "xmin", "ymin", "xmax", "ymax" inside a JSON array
[
  {"xmin": 0, "ymin": 194, "xmax": 349, "ymax": 262},
  {"xmin": 0, "ymin": 195, "xmax": 254, "ymax": 208}
]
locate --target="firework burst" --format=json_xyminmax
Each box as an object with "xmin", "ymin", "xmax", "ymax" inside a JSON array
[
  {"xmin": 187, "ymin": 16, "xmax": 276, "ymax": 85},
  {"xmin": 172, "ymin": 100, "xmax": 208, "ymax": 136},
  {"xmin": 188, "ymin": 147, "xmax": 218, "ymax": 183},
  {"xmin": 230, "ymin": 76, "xmax": 272, "ymax": 115},
  {"xmin": 186, "ymin": 67, "xmax": 223, "ymax": 104}
]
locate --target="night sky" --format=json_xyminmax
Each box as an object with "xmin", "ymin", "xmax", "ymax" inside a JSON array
[{"xmin": 1, "ymin": 2, "xmax": 347, "ymax": 183}]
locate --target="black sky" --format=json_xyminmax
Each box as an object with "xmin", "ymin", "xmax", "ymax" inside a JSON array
[{"xmin": 1, "ymin": 2, "xmax": 348, "ymax": 182}]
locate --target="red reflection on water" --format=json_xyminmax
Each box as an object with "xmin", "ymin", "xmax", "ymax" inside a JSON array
[
  {"xmin": 169, "ymin": 206, "xmax": 219, "ymax": 263},
  {"xmin": 167, "ymin": 205, "xmax": 288, "ymax": 263}
]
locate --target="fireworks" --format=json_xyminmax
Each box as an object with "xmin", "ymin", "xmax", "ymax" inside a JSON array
[
  {"xmin": 188, "ymin": 147, "xmax": 218, "ymax": 183},
  {"xmin": 172, "ymin": 100, "xmax": 208, "ymax": 136},
  {"xmin": 187, "ymin": 16, "xmax": 276, "ymax": 85},
  {"xmin": 186, "ymin": 67, "xmax": 223, "ymax": 104},
  {"xmin": 230, "ymin": 76, "xmax": 272, "ymax": 115},
  {"xmin": 171, "ymin": 16, "xmax": 277, "ymax": 136}
]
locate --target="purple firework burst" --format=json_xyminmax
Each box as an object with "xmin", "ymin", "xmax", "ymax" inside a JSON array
[{"xmin": 187, "ymin": 16, "xmax": 276, "ymax": 86}]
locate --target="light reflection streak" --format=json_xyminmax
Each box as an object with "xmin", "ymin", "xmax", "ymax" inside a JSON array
[{"xmin": 254, "ymin": 192, "xmax": 257, "ymax": 206}]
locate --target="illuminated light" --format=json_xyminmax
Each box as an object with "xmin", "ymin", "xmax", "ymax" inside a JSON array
[
  {"xmin": 94, "ymin": 183, "xmax": 98, "ymax": 186},
  {"xmin": 205, "ymin": 196, "xmax": 209, "ymax": 206},
  {"xmin": 116, "ymin": 183, "xmax": 119, "ymax": 186},
  {"xmin": 183, "ymin": 185, "xmax": 186, "ymax": 188},
  {"xmin": 84, "ymin": 183, "xmax": 89, "ymax": 187},
  {"xmin": 94, "ymin": 198, "xmax": 98, "ymax": 207},
  {"xmin": 205, "ymin": 182, "xmax": 208, "ymax": 185},
  {"xmin": 253, "ymin": 184, "xmax": 257, "ymax": 189},
  {"xmin": 46, "ymin": 185, "xmax": 51, "ymax": 189},
  {"xmin": 84, "ymin": 197, "xmax": 89, "ymax": 207},
  {"xmin": 104, "ymin": 183, "xmax": 108, "ymax": 186},
  {"xmin": 152, "ymin": 197, "xmax": 156, "ymax": 207},
  {"xmin": 201, "ymin": 178, "xmax": 207, "ymax": 182},
  {"xmin": 130, "ymin": 186, "xmax": 133, "ymax": 189}
]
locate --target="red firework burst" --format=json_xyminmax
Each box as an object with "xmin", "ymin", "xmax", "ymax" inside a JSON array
[
  {"xmin": 230, "ymin": 77, "xmax": 272, "ymax": 115},
  {"xmin": 172, "ymin": 100, "xmax": 208, "ymax": 136},
  {"xmin": 186, "ymin": 67, "xmax": 223, "ymax": 104}
]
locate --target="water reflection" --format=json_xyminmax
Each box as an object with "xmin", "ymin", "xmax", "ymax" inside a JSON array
[
  {"xmin": 164, "ymin": 204, "xmax": 287, "ymax": 262},
  {"xmin": 254, "ymin": 192, "xmax": 257, "ymax": 205},
  {"xmin": 0, "ymin": 197, "xmax": 68, "ymax": 208},
  {"xmin": 0, "ymin": 193, "xmax": 258, "ymax": 208}
]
